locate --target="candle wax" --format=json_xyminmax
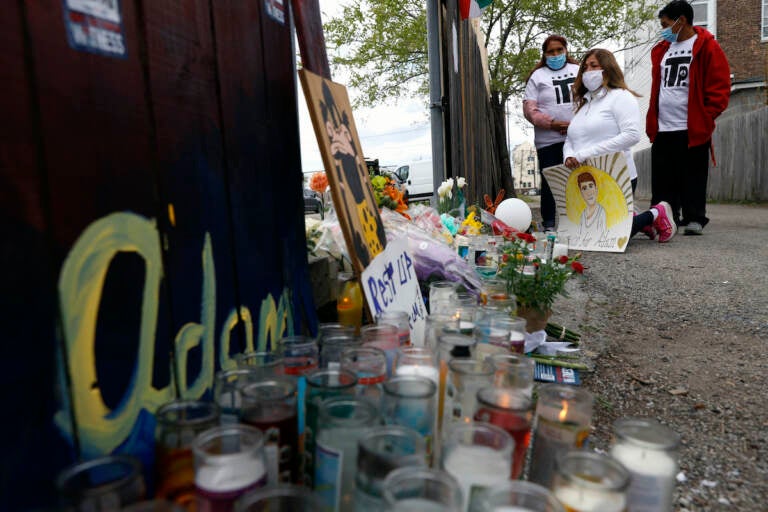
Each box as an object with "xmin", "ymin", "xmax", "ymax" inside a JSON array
[
  {"xmin": 444, "ymin": 444, "xmax": 511, "ymax": 512},
  {"xmin": 396, "ymin": 364, "xmax": 440, "ymax": 384},
  {"xmin": 611, "ymin": 443, "xmax": 676, "ymax": 511},
  {"xmin": 391, "ymin": 498, "xmax": 450, "ymax": 512},
  {"xmin": 554, "ymin": 486, "xmax": 626, "ymax": 512}
]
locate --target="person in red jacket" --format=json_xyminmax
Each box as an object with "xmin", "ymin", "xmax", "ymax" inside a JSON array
[{"xmin": 646, "ymin": 0, "xmax": 730, "ymax": 235}]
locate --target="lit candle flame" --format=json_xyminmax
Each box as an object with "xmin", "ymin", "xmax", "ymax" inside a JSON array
[{"xmin": 559, "ymin": 401, "xmax": 569, "ymax": 422}]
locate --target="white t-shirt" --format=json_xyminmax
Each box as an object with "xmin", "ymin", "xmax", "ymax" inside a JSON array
[
  {"xmin": 523, "ymin": 63, "xmax": 579, "ymax": 148},
  {"xmin": 658, "ymin": 35, "xmax": 697, "ymax": 132},
  {"xmin": 563, "ymin": 88, "xmax": 642, "ymax": 179}
]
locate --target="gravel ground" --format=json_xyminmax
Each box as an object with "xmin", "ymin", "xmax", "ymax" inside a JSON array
[{"xmin": 542, "ymin": 202, "xmax": 768, "ymax": 511}]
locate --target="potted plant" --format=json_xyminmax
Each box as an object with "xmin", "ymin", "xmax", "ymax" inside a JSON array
[{"xmin": 496, "ymin": 232, "xmax": 584, "ymax": 332}]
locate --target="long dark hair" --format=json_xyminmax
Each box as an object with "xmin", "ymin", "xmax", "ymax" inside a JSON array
[
  {"xmin": 572, "ymin": 48, "xmax": 641, "ymax": 112},
  {"xmin": 524, "ymin": 35, "xmax": 580, "ymax": 83}
]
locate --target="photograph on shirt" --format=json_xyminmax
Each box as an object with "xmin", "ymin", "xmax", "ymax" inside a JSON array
[{"xmin": 543, "ymin": 152, "xmax": 634, "ymax": 253}]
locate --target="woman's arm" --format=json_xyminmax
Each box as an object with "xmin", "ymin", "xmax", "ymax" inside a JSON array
[
  {"xmin": 522, "ymin": 100, "xmax": 554, "ymax": 129},
  {"xmin": 572, "ymin": 90, "xmax": 641, "ymax": 162}
]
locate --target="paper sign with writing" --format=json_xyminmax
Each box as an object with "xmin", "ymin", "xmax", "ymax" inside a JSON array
[
  {"xmin": 542, "ymin": 152, "xmax": 634, "ymax": 253},
  {"xmin": 361, "ymin": 238, "xmax": 427, "ymax": 346}
]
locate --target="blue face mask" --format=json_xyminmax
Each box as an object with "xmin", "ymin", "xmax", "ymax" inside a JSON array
[
  {"xmin": 660, "ymin": 18, "xmax": 680, "ymax": 43},
  {"xmin": 546, "ymin": 53, "xmax": 567, "ymax": 70}
]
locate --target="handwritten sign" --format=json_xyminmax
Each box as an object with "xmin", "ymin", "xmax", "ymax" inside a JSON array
[
  {"xmin": 542, "ymin": 152, "xmax": 634, "ymax": 253},
  {"xmin": 362, "ymin": 238, "xmax": 427, "ymax": 346}
]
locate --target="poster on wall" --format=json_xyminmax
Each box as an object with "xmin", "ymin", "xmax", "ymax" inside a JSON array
[
  {"xmin": 542, "ymin": 152, "xmax": 634, "ymax": 253},
  {"xmin": 299, "ymin": 69, "xmax": 387, "ymax": 274}
]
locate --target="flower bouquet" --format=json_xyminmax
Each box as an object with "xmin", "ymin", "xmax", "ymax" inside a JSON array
[{"xmin": 496, "ymin": 232, "xmax": 584, "ymax": 332}]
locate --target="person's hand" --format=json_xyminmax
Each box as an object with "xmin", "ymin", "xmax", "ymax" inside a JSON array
[
  {"xmin": 551, "ymin": 120, "xmax": 569, "ymax": 135},
  {"xmin": 565, "ymin": 157, "xmax": 581, "ymax": 169}
]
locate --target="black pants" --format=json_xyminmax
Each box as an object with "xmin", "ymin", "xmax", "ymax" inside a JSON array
[
  {"xmin": 536, "ymin": 142, "xmax": 565, "ymax": 228},
  {"xmin": 630, "ymin": 178, "xmax": 653, "ymax": 237},
  {"xmin": 651, "ymin": 131, "xmax": 711, "ymax": 227}
]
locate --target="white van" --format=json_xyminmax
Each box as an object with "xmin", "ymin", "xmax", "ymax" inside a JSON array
[{"xmin": 400, "ymin": 159, "xmax": 434, "ymax": 201}]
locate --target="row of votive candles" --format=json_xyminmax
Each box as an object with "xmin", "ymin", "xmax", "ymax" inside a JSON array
[
  {"xmin": 56, "ymin": 325, "xmax": 680, "ymax": 512},
  {"xmin": 56, "ymin": 412, "xmax": 680, "ymax": 512}
]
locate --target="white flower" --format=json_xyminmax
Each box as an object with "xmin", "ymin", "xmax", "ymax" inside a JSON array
[
  {"xmin": 457, "ymin": 177, "xmax": 466, "ymax": 189},
  {"xmin": 438, "ymin": 180, "xmax": 453, "ymax": 199},
  {"xmin": 446, "ymin": 177, "xmax": 454, "ymax": 189}
]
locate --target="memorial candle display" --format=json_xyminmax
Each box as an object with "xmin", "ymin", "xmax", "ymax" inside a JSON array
[
  {"xmin": 382, "ymin": 376, "xmax": 437, "ymax": 464},
  {"xmin": 377, "ymin": 310, "xmax": 412, "ymax": 347},
  {"xmin": 193, "ymin": 425, "xmax": 268, "ymax": 512},
  {"xmin": 528, "ymin": 385, "xmax": 593, "ymax": 488},
  {"xmin": 382, "ymin": 467, "xmax": 463, "ymax": 512},
  {"xmin": 479, "ymin": 480, "xmax": 566, "ymax": 512},
  {"xmin": 337, "ymin": 273, "xmax": 364, "ymax": 334},
  {"xmin": 551, "ymin": 451, "xmax": 629, "ymax": 512},
  {"xmin": 610, "ymin": 418, "xmax": 680, "ymax": 512}
]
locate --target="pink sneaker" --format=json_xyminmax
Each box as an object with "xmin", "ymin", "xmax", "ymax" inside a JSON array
[
  {"xmin": 640, "ymin": 224, "xmax": 656, "ymax": 240},
  {"xmin": 652, "ymin": 201, "xmax": 677, "ymax": 243}
]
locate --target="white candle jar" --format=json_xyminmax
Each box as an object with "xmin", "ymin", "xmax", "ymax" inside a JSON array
[
  {"xmin": 552, "ymin": 451, "xmax": 629, "ymax": 512},
  {"xmin": 610, "ymin": 418, "xmax": 680, "ymax": 512}
]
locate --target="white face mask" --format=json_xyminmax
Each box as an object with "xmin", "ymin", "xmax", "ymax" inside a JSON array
[{"xmin": 582, "ymin": 69, "xmax": 604, "ymax": 92}]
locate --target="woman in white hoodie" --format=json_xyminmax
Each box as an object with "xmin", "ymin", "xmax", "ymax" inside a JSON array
[{"xmin": 564, "ymin": 48, "xmax": 677, "ymax": 243}]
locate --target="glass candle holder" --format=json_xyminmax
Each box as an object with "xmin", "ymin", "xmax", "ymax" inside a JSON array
[
  {"xmin": 213, "ymin": 368, "xmax": 262, "ymax": 424},
  {"xmin": 56, "ymin": 455, "xmax": 145, "ymax": 511},
  {"xmin": 472, "ymin": 316, "xmax": 515, "ymax": 360},
  {"xmin": 361, "ymin": 324, "xmax": 400, "ymax": 377},
  {"xmin": 318, "ymin": 322, "xmax": 357, "ymax": 342},
  {"xmin": 155, "ymin": 400, "xmax": 220, "ymax": 507},
  {"xmin": 277, "ymin": 336, "xmax": 318, "ymax": 377},
  {"xmin": 429, "ymin": 281, "xmax": 459, "ymax": 314},
  {"xmin": 486, "ymin": 353, "xmax": 535, "ymax": 398},
  {"xmin": 235, "ymin": 351, "xmax": 284, "ymax": 376},
  {"xmin": 337, "ymin": 272, "xmax": 364, "ymax": 335},
  {"xmin": 453, "ymin": 292, "xmax": 479, "ymax": 307},
  {"xmin": 192, "ymin": 425, "xmax": 267, "ymax": 512},
  {"xmin": 436, "ymin": 334, "xmax": 477, "ymax": 439},
  {"xmin": 446, "ymin": 358, "xmax": 494, "ymax": 427},
  {"xmin": 234, "ymin": 484, "xmax": 324, "ymax": 511},
  {"xmin": 354, "ymin": 426, "xmax": 427, "ymax": 510},
  {"xmin": 376, "ymin": 309, "xmax": 412, "ymax": 347},
  {"xmin": 441, "ymin": 422, "xmax": 513, "ymax": 512},
  {"xmin": 319, "ymin": 333, "xmax": 360, "ymax": 370},
  {"xmin": 424, "ymin": 313, "xmax": 460, "ymax": 351},
  {"xmin": 382, "ymin": 467, "xmax": 462, "ymax": 512},
  {"xmin": 528, "ymin": 385, "xmax": 594, "ymax": 489},
  {"xmin": 552, "ymin": 451, "xmax": 629, "ymax": 512},
  {"xmin": 382, "ymin": 376, "xmax": 437, "ymax": 464},
  {"xmin": 302, "ymin": 368, "xmax": 358, "ymax": 488},
  {"xmin": 339, "ymin": 346, "xmax": 388, "ymax": 406},
  {"xmin": 240, "ymin": 377, "xmax": 299, "ymax": 484},
  {"xmin": 480, "ymin": 480, "xmax": 565, "ymax": 512},
  {"xmin": 474, "ymin": 386, "xmax": 534, "ymax": 480},
  {"xmin": 479, "ymin": 278, "xmax": 509, "ymax": 305},
  {"xmin": 610, "ymin": 417, "xmax": 680, "ymax": 512},
  {"xmin": 315, "ymin": 397, "xmax": 380, "ymax": 512},
  {"xmin": 395, "ymin": 346, "xmax": 439, "ymax": 385}
]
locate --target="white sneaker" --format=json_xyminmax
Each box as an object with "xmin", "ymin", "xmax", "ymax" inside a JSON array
[{"xmin": 684, "ymin": 222, "xmax": 703, "ymax": 235}]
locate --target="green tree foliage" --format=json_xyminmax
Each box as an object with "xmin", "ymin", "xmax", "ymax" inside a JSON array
[{"xmin": 325, "ymin": 0, "xmax": 655, "ymax": 108}]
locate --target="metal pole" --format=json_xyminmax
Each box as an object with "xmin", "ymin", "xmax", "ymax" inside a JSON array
[{"xmin": 427, "ymin": 0, "xmax": 443, "ymax": 206}]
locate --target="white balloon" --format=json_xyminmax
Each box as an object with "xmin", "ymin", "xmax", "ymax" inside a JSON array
[{"xmin": 494, "ymin": 198, "xmax": 532, "ymax": 232}]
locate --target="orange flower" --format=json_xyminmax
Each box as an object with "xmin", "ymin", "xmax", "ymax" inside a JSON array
[{"xmin": 309, "ymin": 171, "xmax": 328, "ymax": 193}]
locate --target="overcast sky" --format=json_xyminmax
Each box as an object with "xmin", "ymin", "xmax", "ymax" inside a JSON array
[{"xmin": 297, "ymin": 2, "xmax": 530, "ymax": 175}]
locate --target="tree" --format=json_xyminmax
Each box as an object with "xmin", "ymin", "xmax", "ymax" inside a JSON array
[{"xmin": 324, "ymin": 0, "xmax": 656, "ymax": 195}]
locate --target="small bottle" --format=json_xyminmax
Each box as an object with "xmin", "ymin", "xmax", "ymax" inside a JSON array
[{"xmin": 337, "ymin": 272, "xmax": 364, "ymax": 335}]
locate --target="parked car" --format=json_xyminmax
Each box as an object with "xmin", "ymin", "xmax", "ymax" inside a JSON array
[{"xmin": 303, "ymin": 188, "xmax": 322, "ymax": 214}]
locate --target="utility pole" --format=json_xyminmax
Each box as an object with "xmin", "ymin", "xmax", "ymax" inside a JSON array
[{"xmin": 426, "ymin": 0, "xmax": 444, "ymax": 206}]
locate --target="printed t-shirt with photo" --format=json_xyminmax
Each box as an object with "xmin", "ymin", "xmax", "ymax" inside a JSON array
[
  {"xmin": 524, "ymin": 63, "xmax": 579, "ymax": 148},
  {"xmin": 658, "ymin": 35, "xmax": 697, "ymax": 132}
]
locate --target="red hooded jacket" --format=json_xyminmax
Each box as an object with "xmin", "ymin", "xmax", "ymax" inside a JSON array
[{"xmin": 646, "ymin": 26, "xmax": 731, "ymax": 148}]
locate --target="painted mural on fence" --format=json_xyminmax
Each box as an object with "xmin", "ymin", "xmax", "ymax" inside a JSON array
[
  {"xmin": 543, "ymin": 152, "xmax": 634, "ymax": 253},
  {"xmin": 55, "ymin": 211, "xmax": 294, "ymax": 458}
]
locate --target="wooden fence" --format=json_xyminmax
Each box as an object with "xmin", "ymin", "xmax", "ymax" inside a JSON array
[
  {"xmin": 0, "ymin": 2, "xmax": 314, "ymax": 507},
  {"xmin": 634, "ymin": 106, "xmax": 768, "ymax": 201},
  {"xmin": 442, "ymin": 0, "xmax": 503, "ymax": 206}
]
